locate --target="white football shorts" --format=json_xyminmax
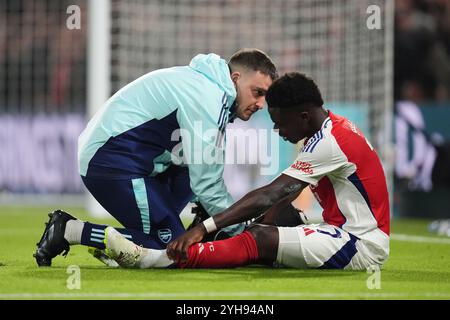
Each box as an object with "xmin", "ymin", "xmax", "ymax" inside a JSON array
[{"xmin": 275, "ymin": 223, "xmax": 388, "ymax": 270}]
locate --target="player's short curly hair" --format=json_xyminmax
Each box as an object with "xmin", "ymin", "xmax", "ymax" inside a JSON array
[
  {"xmin": 266, "ymin": 72, "xmax": 324, "ymax": 110},
  {"xmin": 229, "ymin": 48, "xmax": 278, "ymax": 81}
]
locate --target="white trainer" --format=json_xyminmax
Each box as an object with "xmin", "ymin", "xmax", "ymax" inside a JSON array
[{"xmin": 104, "ymin": 227, "xmax": 143, "ymax": 268}]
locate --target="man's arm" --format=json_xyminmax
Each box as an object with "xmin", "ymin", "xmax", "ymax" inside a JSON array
[
  {"xmin": 211, "ymin": 174, "xmax": 307, "ymax": 230},
  {"xmin": 166, "ymin": 174, "xmax": 308, "ymax": 261}
]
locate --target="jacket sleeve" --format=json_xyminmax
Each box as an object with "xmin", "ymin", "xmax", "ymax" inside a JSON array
[{"xmin": 176, "ymin": 98, "xmax": 244, "ymax": 235}]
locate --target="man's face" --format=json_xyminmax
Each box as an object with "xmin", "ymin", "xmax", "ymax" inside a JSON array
[
  {"xmin": 268, "ymin": 107, "xmax": 309, "ymax": 144},
  {"xmin": 232, "ymin": 70, "xmax": 272, "ymax": 121}
]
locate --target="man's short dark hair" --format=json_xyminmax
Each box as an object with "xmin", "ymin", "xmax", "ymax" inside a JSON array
[
  {"xmin": 266, "ymin": 72, "xmax": 324, "ymax": 110},
  {"xmin": 229, "ymin": 48, "xmax": 278, "ymax": 81}
]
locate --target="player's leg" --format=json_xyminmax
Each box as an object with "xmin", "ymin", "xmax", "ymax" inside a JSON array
[
  {"xmin": 104, "ymin": 224, "xmax": 279, "ymax": 269},
  {"xmin": 246, "ymin": 224, "xmax": 279, "ymax": 264},
  {"xmin": 176, "ymin": 223, "xmax": 371, "ymax": 270},
  {"xmin": 164, "ymin": 165, "xmax": 235, "ymax": 242},
  {"xmin": 34, "ymin": 175, "xmax": 184, "ymax": 266},
  {"xmin": 260, "ymin": 203, "xmax": 307, "ymax": 227},
  {"xmin": 80, "ymin": 175, "xmax": 186, "ymax": 249},
  {"xmin": 34, "ymin": 178, "xmax": 152, "ymax": 266},
  {"xmin": 275, "ymin": 224, "xmax": 372, "ymax": 270},
  {"xmin": 105, "ymin": 223, "xmax": 374, "ymax": 270},
  {"xmin": 178, "ymin": 224, "xmax": 280, "ymax": 268},
  {"xmin": 164, "ymin": 165, "xmax": 194, "ymax": 215},
  {"xmin": 165, "ymin": 165, "xmax": 217, "ymax": 238},
  {"xmin": 77, "ymin": 177, "xmax": 166, "ymax": 249}
]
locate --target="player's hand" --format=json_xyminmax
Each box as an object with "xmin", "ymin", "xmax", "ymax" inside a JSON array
[{"xmin": 166, "ymin": 224, "xmax": 207, "ymax": 263}]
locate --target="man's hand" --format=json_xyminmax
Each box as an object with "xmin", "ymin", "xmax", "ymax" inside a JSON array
[{"xmin": 166, "ymin": 224, "xmax": 207, "ymax": 262}]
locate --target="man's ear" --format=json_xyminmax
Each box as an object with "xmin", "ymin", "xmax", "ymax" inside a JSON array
[{"xmin": 230, "ymin": 71, "xmax": 241, "ymax": 83}]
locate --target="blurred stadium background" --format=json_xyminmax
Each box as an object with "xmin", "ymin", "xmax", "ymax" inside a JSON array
[{"xmin": 0, "ymin": 0, "xmax": 449, "ymax": 228}]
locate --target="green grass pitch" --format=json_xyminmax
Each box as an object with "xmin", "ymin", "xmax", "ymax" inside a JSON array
[{"xmin": 0, "ymin": 205, "xmax": 449, "ymax": 300}]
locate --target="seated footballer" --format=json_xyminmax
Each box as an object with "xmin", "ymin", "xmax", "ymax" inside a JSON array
[{"xmin": 104, "ymin": 72, "xmax": 391, "ymax": 270}]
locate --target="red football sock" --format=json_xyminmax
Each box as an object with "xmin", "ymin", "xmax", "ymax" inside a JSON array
[{"xmin": 178, "ymin": 231, "xmax": 259, "ymax": 268}]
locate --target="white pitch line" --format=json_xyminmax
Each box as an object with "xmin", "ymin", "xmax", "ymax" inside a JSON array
[
  {"xmin": 391, "ymin": 233, "xmax": 450, "ymax": 245},
  {"xmin": 1, "ymin": 292, "xmax": 450, "ymax": 299}
]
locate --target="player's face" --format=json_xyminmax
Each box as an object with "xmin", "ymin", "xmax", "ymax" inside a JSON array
[
  {"xmin": 268, "ymin": 107, "xmax": 309, "ymax": 143},
  {"xmin": 232, "ymin": 71, "xmax": 272, "ymax": 121}
]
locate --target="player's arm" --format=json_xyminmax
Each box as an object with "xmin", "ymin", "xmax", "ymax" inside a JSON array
[
  {"xmin": 166, "ymin": 173, "xmax": 308, "ymax": 261},
  {"xmin": 211, "ymin": 173, "xmax": 307, "ymax": 230}
]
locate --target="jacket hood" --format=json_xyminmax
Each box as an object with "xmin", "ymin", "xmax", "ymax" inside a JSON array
[{"xmin": 189, "ymin": 53, "xmax": 236, "ymax": 101}]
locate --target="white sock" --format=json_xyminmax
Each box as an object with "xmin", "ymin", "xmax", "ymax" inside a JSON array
[
  {"xmin": 138, "ymin": 248, "xmax": 174, "ymax": 268},
  {"xmin": 64, "ymin": 220, "xmax": 84, "ymax": 245}
]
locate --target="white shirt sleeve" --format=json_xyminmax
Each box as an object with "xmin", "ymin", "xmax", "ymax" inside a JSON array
[{"xmin": 282, "ymin": 132, "xmax": 347, "ymax": 185}]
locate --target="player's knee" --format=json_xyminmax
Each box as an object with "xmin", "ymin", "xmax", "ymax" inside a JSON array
[
  {"xmin": 247, "ymin": 224, "xmax": 279, "ymax": 263},
  {"xmin": 274, "ymin": 204, "xmax": 305, "ymax": 227}
]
